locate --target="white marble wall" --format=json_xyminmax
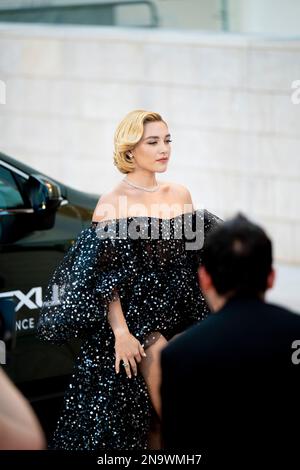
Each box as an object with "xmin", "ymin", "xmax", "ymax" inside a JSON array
[{"xmin": 0, "ymin": 24, "xmax": 299, "ymax": 264}]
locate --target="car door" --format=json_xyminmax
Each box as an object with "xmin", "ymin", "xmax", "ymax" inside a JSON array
[{"xmin": 0, "ymin": 159, "xmax": 83, "ymax": 391}]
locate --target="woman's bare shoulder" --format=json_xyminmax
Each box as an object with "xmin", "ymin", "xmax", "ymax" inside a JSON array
[
  {"xmin": 156, "ymin": 180, "xmax": 194, "ymax": 215},
  {"xmin": 92, "ymin": 189, "xmax": 120, "ymax": 222},
  {"xmin": 161, "ymin": 181, "xmax": 193, "ymax": 200},
  {"xmin": 92, "ymin": 180, "xmax": 133, "ymax": 222},
  {"xmin": 92, "ymin": 181, "xmax": 194, "ymax": 222},
  {"xmin": 159, "ymin": 180, "xmax": 187, "ymax": 191}
]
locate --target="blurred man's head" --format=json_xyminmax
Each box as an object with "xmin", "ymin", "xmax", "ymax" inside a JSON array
[{"xmin": 198, "ymin": 214, "xmax": 275, "ymax": 311}]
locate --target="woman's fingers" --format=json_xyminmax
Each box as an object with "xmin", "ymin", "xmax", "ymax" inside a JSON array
[
  {"xmin": 115, "ymin": 353, "xmax": 120, "ymax": 374},
  {"xmin": 128, "ymin": 357, "xmax": 138, "ymax": 377},
  {"xmin": 139, "ymin": 343, "xmax": 147, "ymax": 358},
  {"xmin": 115, "ymin": 337, "xmax": 147, "ymax": 377},
  {"xmin": 134, "ymin": 351, "xmax": 142, "ymax": 363},
  {"xmin": 122, "ymin": 357, "xmax": 132, "ymax": 378}
]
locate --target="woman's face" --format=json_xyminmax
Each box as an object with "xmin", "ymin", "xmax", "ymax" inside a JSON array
[{"xmin": 131, "ymin": 121, "xmax": 171, "ymax": 173}]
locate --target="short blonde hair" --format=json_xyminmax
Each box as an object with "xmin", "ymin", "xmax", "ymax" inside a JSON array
[{"xmin": 113, "ymin": 109, "xmax": 164, "ymax": 174}]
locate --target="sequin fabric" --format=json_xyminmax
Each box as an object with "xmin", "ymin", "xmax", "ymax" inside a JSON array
[{"xmin": 37, "ymin": 209, "xmax": 222, "ymax": 450}]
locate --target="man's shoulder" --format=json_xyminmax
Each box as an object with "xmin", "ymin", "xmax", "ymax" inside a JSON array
[
  {"xmin": 265, "ymin": 301, "xmax": 300, "ymax": 324},
  {"xmin": 162, "ymin": 317, "xmax": 215, "ymax": 362}
]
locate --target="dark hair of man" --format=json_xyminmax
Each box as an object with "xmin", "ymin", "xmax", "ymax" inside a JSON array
[{"xmin": 202, "ymin": 214, "xmax": 273, "ymax": 298}]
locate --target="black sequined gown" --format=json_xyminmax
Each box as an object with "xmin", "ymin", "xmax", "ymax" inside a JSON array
[{"xmin": 37, "ymin": 209, "xmax": 221, "ymax": 450}]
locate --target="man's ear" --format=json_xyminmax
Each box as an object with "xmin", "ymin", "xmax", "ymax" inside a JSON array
[
  {"xmin": 267, "ymin": 268, "xmax": 275, "ymax": 290},
  {"xmin": 197, "ymin": 266, "xmax": 213, "ymax": 292}
]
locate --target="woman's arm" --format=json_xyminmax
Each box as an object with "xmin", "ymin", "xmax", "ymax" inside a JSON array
[
  {"xmin": 108, "ymin": 296, "xmax": 146, "ymax": 378},
  {"xmin": 0, "ymin": 368, "xmax": 46, "ymax": 450}
]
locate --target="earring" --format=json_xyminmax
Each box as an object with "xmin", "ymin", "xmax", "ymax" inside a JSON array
[{"xmin": 127, "ymin": 152, "xmax": 133, "ymax": 160}]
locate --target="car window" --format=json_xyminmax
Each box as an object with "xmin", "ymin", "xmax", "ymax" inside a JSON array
[{"xmin": 0, "ymin": 165, "xmax": 25, "ymax": 210}]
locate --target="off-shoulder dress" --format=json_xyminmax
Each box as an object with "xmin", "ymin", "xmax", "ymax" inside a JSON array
[{"xmin": 37, "ymin": 209, "xmax": 221, "ymax": 450}]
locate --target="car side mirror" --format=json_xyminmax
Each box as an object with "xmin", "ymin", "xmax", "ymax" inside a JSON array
[
  {"xmin": 25, "ymin": 174, "xmax": 62, "ymax": 230},
  {"xmin": 26, "ymin": 174, "xmax": 62, "ymax": 213}
]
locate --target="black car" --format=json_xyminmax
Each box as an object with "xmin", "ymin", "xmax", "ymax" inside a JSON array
[{"xmin": 0, "ymin": 151, "xmax": 99, "ymax": 437}]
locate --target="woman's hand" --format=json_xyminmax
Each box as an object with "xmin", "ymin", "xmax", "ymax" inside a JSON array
[{"xmin": 114, "ymin": 328, "xmax": 147, "ymax": 378}]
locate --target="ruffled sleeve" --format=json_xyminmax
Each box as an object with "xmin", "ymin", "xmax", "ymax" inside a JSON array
[
  {"xmin": 181, "ymin": 209, "xmax": 223, "ymax": 326},
  {"xmin": 94, "ymin": 226, "xmax": 139, "ymax": 306},
  {"xmin": 37, "ymin": 223, "xmax": 138, "ymax": 345},
  {"xmin": 189, "ymin": 209, "xmax": 223, "ymax": 270}
]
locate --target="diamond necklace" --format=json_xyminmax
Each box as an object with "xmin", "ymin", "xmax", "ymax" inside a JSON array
[{"xmin": 123, "ymin": 177, "xmax": 160, "ymax": 192}]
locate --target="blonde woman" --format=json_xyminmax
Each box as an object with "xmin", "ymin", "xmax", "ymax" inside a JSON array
[{"xmin": 37, "ymin": 110, "xmax": 221, "ymax": 450}]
